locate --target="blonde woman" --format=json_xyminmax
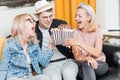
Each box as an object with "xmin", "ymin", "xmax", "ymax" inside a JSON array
[
  {"xmin": 64, "ymin": 3, "xmax": 108, "ymax": 80},
  {"xmin": 0, "ymin": 13, "xmax": 54, "ymax": 80}
]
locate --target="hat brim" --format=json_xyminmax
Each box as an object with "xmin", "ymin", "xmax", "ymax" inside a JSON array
[{"xmin": 35, "ymin": 5, "xmax": 54, "ymax": 14}]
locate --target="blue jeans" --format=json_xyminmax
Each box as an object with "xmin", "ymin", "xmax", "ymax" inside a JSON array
[{"xmin": 78, "ymin": 61, "xmax": 108, "ymax": 80}]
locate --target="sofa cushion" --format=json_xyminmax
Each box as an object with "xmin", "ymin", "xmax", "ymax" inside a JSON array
[{"xmin": 0, "ymin": 36, "xmax": 6, "ymax": 61}]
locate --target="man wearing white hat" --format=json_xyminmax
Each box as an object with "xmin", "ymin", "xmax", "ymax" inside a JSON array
[{"xmin": 34, "ymin": 0, "xmax": 78, "ymax": 80}]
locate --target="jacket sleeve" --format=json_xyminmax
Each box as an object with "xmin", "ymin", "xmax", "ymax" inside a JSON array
[
  {"xmin": 0, "ymin": 41, "xmax": 11, "ymax": 80},
  {"xmin": 37, "ymin": 44, "xmax": 54, "ymax": 67}
]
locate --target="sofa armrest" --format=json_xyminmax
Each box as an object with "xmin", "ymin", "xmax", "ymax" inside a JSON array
[{"xmin": 103, "ymin": 43, "xmax": 120, "ymax": 68}]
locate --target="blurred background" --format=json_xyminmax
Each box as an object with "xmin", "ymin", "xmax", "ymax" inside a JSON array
[{"xmin": 0, "ymin": 0, "xmax": 119, "ymax": 45}]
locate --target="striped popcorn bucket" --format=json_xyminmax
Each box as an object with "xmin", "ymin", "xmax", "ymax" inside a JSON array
[
  {"xmin": 51, "ymin": 28, "xmax": 74, "ymax": 46},
  {"xmin": 61, "ymin": 29, "xmax": 74, "ymax": 46},
  {"xmin": 51, "ymin": 28, "xmax": 62, "ymax": 45}
]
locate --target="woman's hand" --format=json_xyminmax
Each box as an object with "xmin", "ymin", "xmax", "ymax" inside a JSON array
[
  {"xmin": 64, "ymin": 38, "xmax": 79, "ymax": 47},
  {"xmin": 87, "ymin": 57, "xmax": 99, "ymax": 69}
]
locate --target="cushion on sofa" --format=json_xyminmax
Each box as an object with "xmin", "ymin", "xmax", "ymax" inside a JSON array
[{"xmin": 0, "ymin": 36, "xmax": 6, "ymax": 61}]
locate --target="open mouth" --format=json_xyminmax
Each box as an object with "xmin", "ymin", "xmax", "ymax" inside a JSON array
[
  {"xmin": 77, "ymin": 21, "xmax": 82, "ymax": 25},
  {"xmin": 31, "ymin": 27, "xmax": 35, "ymax": 31}
]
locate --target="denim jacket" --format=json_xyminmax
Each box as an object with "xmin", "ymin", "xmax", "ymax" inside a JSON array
[{"xmin": 0, "ymin": 37, "xmax": 53, "ymax": 80}]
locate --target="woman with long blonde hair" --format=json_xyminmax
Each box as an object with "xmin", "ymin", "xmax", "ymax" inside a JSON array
[
  {"xmin": 0, "ymin": 13, "xmax": 54, "ymax": 80},
  {"xmin": 64, "ymin": 3, "xmax": 108, "ymax": 80}
]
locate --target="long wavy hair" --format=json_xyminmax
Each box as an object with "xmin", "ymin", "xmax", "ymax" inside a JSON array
[{"xmin": 11, "ymin": 13, "xmax": 37, "ymax": 44}]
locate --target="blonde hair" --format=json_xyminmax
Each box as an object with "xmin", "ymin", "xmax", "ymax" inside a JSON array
[
  {"xmin": 77, "ymin": 3, "xmax": 100, "ymax": 32},
  {"xmin": 11, "ymin": 13, "xmax": 37, "ymax": 44}
]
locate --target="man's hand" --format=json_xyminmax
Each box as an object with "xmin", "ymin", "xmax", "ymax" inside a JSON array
[{"xmin": 48, "ymin": 35, "xmax": 54, "ymax": 50}]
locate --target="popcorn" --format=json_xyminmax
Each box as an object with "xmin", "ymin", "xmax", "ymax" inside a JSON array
[{"xmin": 51, "ymin": 28, "xmax": 74, "ymax": 46}]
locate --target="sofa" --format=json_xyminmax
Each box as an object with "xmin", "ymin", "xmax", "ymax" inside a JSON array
[
  {"xmin": 97, "ymin": 44, "xmax": 120, "ymax": 80},
  {"xmin": 76, "ymin": 43, "xmax": 120, "ymax": 80},
  {"xmin": 0, "ymin": 36, "xmax": 120, "ymax": 80}
]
